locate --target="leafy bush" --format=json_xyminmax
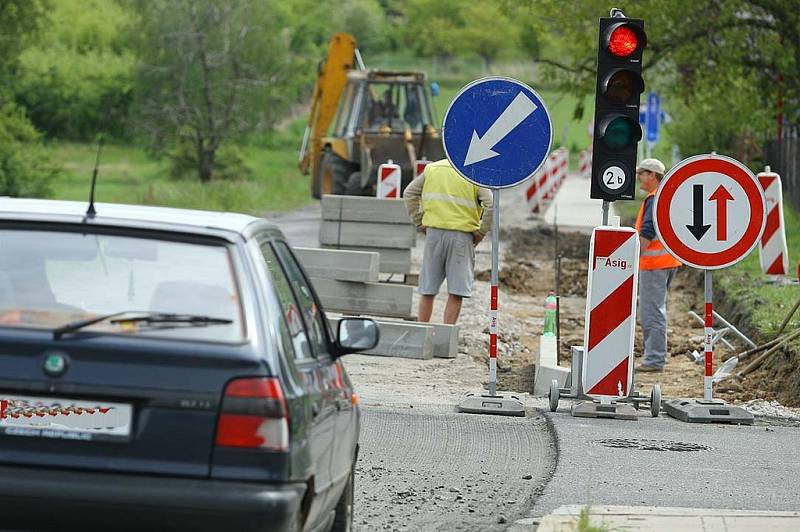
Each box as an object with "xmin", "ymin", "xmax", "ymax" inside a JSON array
[
  {"xmin": 14, "ymin": 0, "xmax": 136, "ymax": 140},
  {"xmin": 0, "ymin": 102, "xmax": 56, "ymax": 197}
]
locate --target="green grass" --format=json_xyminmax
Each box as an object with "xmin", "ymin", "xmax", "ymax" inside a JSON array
[
  {"xmin": 46, "ymin": 139, "xmax": 311, "ymax": 215},
  {"xmin": 577, "ymin": 507, "xmax": 612, "ymax": 532}
]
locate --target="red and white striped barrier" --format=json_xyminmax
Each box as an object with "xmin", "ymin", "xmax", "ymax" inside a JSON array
[
  {"xmin": 558, "ymin": 148, "xmax": 568, "ymax": 185},
  {"xmin": 489, "ymin": 284, "xmax": 498, "ymax": 387},
  {"xmin": 579, "ymin": 149, "xmax": 592, "ymax": 179},
  {"xmin": 377, "ymin": 160, "xmax": 401, "ymax": 199},
  {"xmin": 543, "ymin": 152, "xmax": 559, "ymax": 201},
  {"xmin": 525, "ymin": 148, "xmax": 569, "ymax": 214},
  {"xmin": 757, "ymin": 167, "xmax": 789, "ymax": 276},
  {"xmin": 414, "ymin": 159, "xmax": 430, "ymax": 179},
  {"xmin": 581, "ymin": 225, "xmax": 640, "ymax": 399}
]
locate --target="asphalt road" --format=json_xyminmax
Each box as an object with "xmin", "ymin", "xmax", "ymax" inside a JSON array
[
  {"xmin": 526, "ymin": 409, "xmax": 800, "ymax": 521},
  {"xmin": 355, "ymin": 406, "xmax": 555, "ymax": 531},
  {"xmin": 263, "ymin": 202, "xmax": 321, "ymax": 247}
]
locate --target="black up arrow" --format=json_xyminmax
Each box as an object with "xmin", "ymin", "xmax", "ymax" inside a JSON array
[{"xmin": 686, "ymin": 183, "xmax": 711, "ymax": 240}]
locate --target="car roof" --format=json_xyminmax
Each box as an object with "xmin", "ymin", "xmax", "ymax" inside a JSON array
[{"xmin": 0, "ymin": 198, "xmax": 284, "ymax": 240}]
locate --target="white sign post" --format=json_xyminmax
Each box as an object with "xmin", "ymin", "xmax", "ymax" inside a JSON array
[{"xmin": 654, "ymin": 154, "xmax": 765, "ymax": 424}]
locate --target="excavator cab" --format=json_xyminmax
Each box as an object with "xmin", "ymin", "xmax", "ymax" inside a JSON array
[
  {"xmin": 322, "ymin": 71, "xmax": 444, "ymax": 196},
  {"xmin": 299, "ymin": 34, "xmax": 445, "ymax": 198}
]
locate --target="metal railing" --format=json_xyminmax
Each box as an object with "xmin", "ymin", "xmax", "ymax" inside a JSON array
[{"xmin": 764, "ymin": 130, "xmax": 800, "ymax": 210}]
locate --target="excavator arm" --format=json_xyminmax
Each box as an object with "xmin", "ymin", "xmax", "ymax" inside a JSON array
[{"xmin": 298, "ymin": 33, "xmax": 357, "ymax": 177}]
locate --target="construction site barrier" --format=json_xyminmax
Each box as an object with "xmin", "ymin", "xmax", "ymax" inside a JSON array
[{"xmin": 525, "ymin": 147, "xmax": 569, "ymax": 215}]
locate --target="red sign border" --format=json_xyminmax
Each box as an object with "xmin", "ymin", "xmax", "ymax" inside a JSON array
[{"xmin": 654, "ymin": 154, "xmax": 766, "ymax": 270}]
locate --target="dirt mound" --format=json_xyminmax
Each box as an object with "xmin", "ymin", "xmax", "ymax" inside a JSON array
[
  {"xmin": 501, "ymin": 226, "xmax": 590, "ymax": 260},
  {"xmin": 478, "ymin": 228, "xmax": 590, "ymax": 297}
]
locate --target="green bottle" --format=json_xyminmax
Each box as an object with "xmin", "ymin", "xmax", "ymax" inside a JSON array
[{"xmin": 543, "ymin": 291, "xmax": 557, "ymax": 337}]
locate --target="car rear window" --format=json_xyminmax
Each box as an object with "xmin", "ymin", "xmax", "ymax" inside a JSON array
[{"xmin": 0, "ymin": 229, "xmax": 244, "ymax": 342}]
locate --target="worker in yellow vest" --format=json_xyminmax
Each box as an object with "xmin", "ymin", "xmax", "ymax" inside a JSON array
[
  {"xmin": 403, "ymin": 159, "xmax": 493, "ymax": 324},
  {"xmin": 634, "ymin": 158, "xmax": 682, "ymax": 372}
]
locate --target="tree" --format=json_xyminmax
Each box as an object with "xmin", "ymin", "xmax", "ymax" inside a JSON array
[
  {"xmin": 520, "ymin": 0, "xmax": 794, "ymax": 161},
  {"xmin": 404, "ymin": 0, "xmax": 521, "ymax": 70},
  {"xmin": 14, "ymin": 0, "xmax": 137, "ymax": 139},
  {"xmin": 0, "ymin": 0, "xmax": 58, "ymax": 197},
  {"xmin": 134, "ymin": 0, "xmax": 309, "ymax": 182},
  {"xmin": 456, "ymin": 2, "xmax": 520, "ymax": 70}
]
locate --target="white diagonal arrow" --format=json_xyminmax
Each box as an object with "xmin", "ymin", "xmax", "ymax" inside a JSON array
[{"xmin": 464, "ymin": 91, "xmax": 538, "ymax": 166}]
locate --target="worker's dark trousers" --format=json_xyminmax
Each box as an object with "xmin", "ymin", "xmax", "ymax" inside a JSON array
[{"xmin": 640, "ymin": 267, "xmax": 678, "ymax": 369}]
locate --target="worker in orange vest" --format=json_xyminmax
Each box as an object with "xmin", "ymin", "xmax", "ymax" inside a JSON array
[{"xmin": 634, "ymin": 158, "xmax": 682, "ymax": 372}]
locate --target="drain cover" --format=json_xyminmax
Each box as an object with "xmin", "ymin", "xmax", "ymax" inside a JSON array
[{"xmin": 596, "ymin": 438, "xmax": 711, "ymax": 452}]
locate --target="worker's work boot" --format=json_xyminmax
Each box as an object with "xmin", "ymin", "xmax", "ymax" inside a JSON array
[{"xmin": 636, "ymin": 364, "xmax": 664, "ymax": 373}]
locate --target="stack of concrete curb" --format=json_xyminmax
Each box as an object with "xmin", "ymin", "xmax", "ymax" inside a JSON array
[
  {"xmin": 329, "ymin": 315, "xmax": 459, "ymax": 360},
  {"xmin": 319, "ymin": 195, "xmax": 415, "ymax": 274},
  {"xmin": 294, "ymin": 246, "xmax": 414, "ymax": 319}
]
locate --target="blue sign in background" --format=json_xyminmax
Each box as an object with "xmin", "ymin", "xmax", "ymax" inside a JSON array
[
  {"xmin": 442, "ymin": 77, "xmax": 552, "ymax": 188},
  {"xmin": 646, "ymin": 91, "xmax": 660, "ymax": 144}
]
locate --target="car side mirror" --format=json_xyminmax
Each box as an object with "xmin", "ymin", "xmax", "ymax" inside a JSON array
[{"xmin": 336, "ymin": 318, "xmax": 379, "ymax": 356}]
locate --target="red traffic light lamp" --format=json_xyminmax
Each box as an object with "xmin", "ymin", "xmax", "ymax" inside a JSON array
[{"xmin": 606, "ymin": 23, "xmax": 646, "ymax": 57}]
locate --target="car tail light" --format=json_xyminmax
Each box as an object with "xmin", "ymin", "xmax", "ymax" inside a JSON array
[{"xmin": 215, "ymin": 377, "xmax": 288, "ymax": 451}]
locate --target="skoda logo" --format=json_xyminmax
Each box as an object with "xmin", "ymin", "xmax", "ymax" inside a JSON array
[{"xmin": 43, "ymin": 352, "xmax": 69, "ymax": 378}]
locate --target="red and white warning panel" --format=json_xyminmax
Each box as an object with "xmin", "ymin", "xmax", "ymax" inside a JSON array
[
  {"xmin": 758, "ymin": 167, "xmax": 789, "ymax": 276},
  {"xmin": 581, "ymin": 226, "xmax": 640, "ymax": 399},
  {"xmin": 377, "ymin": 160, "xmax": 401, "ymax": 199}
]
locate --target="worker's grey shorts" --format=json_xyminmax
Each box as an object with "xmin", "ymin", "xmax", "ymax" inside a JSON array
[{"xmin": 419, "ymin": 228, "xmax": 475, "ymax": 298}]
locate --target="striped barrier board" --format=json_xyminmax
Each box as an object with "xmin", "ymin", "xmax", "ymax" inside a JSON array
[
  {"xmin": 579, "ymin": 149, "xmax": 592, "ymax": 179},
  {"xmin": 757, "ymin": 168, "xmax": 789, "ymax": 276},
  {"xmin": 525, "ymin": 165, "xmax": 545, "ymax": 214},
  {"xmin": 525, "ymin": 148, "xmax": 569, "ymax": 215},
  {"xmin": 581, "ymin": 226, "xmax": 640, "ymax": 399},
  {"xmin": 558, "ymin": 148, "xmax": 568, "ymax": 185},
  {"xmin": 377, "ymin": 161, "xmax": 401, "ymax": 199}
]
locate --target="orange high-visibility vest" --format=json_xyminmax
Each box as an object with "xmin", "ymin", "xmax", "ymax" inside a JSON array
[{"xmin": 635, "ymin": 191, "xmax": 682, "ymax": 270}]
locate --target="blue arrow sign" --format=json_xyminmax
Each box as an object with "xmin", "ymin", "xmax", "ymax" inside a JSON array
[
  {"xmin": 646, "ymin": 91, "xmax": 660, "ymax": 144},
  {"xmin": 442, "ymin": 77, "xmax": 552, "ymax": 188}
]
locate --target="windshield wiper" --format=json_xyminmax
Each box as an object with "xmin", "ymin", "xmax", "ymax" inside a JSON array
[
  {"xmin": 53, "ymin": 311, "xmax": 232, "ymax": 340},
  {"xmin": 110, "ymin": 314, "xmax": 233, "ymax": 327}
]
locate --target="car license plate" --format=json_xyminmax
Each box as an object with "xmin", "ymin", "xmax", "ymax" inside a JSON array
[{"xmin": 0, "ymin": 394, "xmax": 132, "ymax": 442}]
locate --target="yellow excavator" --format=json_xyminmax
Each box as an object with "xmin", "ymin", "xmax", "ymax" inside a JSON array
[{"xmin": 298, "ymin": 33, "xmax": 445, "ymax": 198}]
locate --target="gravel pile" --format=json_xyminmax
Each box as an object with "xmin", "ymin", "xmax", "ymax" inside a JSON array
[{"xmin": 741, "ymin": 399, "xmax": 800, "ymax": 420}]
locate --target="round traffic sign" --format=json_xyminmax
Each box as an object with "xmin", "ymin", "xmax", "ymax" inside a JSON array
[
  {"xmin": 442, "ymin": 77, "xmax": 552, "ymax": 188},
  {"xmin": 654, "ymin": 154, "xmax": 766, "ymax": 270}
]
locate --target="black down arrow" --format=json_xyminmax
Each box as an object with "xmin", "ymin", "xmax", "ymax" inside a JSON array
[{"xmin": 686, "ymin": 183, "xmax": 711, "ymax": 240}]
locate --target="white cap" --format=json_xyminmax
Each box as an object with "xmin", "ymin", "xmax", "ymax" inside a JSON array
[{"xmin": 636, "ymin": 158, "xmax": 666, "ymax": 176}]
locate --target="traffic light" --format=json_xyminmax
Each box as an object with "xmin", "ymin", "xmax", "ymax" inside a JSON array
[{"xmin": 590, "ymin": 16, "xmax": 646, "ymax": 201}]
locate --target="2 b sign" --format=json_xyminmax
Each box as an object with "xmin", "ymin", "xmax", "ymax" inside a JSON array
[
  {"xmin": 654, "ymin": 154, "xmax": 766, "ymax": 270},
  {"xmin": 600, "ymin": 166, "xmax": 626, "ymax": 192}
]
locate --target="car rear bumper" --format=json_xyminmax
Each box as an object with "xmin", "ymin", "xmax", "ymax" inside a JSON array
[{"xmin": 0, "ymin": 464, "xmax": 306, "ymax": 531}]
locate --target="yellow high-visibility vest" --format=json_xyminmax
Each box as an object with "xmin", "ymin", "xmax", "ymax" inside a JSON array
[{"xmin": 421, "ymin": 159, "xmax": 483, "ymax": 233}]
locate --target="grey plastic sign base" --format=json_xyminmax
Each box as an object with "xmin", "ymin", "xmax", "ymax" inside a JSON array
[
  {"xmin": 663, "ymin": 399, "xmax": 754, "ymax": 425},
  {"xmin": 457, "ymin": 391, "xmax": 525, "ymax": 417},
  {"xmin": 571, "ymin": 400, "xmax": 638, "ymax": 421}
]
